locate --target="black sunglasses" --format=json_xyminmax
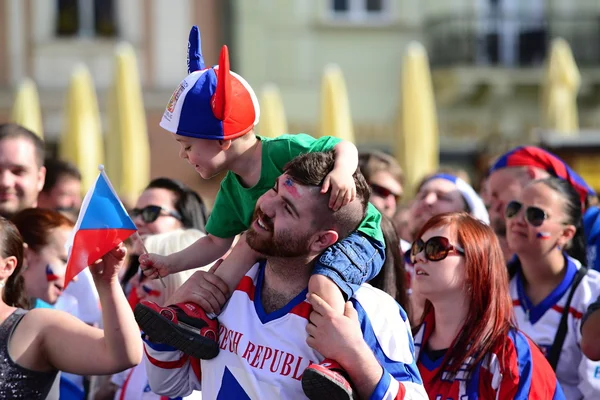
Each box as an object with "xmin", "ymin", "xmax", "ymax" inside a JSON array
[
  {"xmin": 370, "ymin": 183, "xmax": 402, "ymax": 202},
  {"xmin": 505, "ymin": 201, "xmax": 548, "ymax": 227},
  {"xmin": 130, "ymin": 205, "xmax": 182, "ymax": 224},
  {"xmin": 410, "ymin": 236, "xmax": 464, "ymax": 264}
]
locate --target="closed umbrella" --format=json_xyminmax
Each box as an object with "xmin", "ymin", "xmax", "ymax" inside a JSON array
[
  {"xmin": 59, "ymin": 64, "xmax": 104, "ymax": 193},
  {"xmin": 396, "ymin": 42, "xmax": 439, "ymax": 199},
  {"xmin": 11, "ymin": 78, "xmax": 43, "ymax": 138},
  {"xmin": 541, "ymin": 38, "xmax": 580, "ymax": 135},
  {"xmin": 258, "ymin": 84, "xmax": 287, "ymax": 138},
  {"xmin": 105, "ymin": 42, "xmax": 150, "ymax": 207},
  {"xmin": 319, "ymin": 64, "xmax": 355, "ymax": 143}
]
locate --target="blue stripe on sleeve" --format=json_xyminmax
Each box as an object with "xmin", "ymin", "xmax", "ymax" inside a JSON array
[
  {"xmin": 369, "ymin": 370, "xmax": 391, "ymax": 400},
  {"xmin": 507, "ymin": 330, "xmax": 533, "ymax": 399},
  {"xmin": 351, "ymin": 299, "xmax": 423, "ymax": 385}
]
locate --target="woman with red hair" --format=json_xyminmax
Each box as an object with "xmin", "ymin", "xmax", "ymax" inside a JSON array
[{"xmin": 410, "ymin": 212, "xmax": 564, "ymax": 399}]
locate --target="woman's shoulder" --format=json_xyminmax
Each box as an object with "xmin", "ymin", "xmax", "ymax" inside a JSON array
[{"xmin": 19, "ymin": 307, "xmax": 80, "ymax": 331}]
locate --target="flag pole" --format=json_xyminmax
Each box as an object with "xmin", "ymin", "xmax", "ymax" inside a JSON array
[{"xmin": 135, "ymin": 231, "xmax": 167, "ymax": 288}]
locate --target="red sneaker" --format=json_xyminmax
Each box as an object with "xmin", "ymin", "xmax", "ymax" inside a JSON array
[
  {"xmin": 134, "ymin": 300, "xmax": 220, "ymax": 359},
  {"xmin": 302, "ymin": 359, "xmax": 355, "ymax": 400}
]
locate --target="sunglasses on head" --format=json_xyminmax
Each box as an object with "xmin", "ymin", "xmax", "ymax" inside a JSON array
[
  {"xmin": 505, "ymin": 201, "xmax": 548, "ymax": 227},
  {"xmin": 409, "ymin": 236, "xmax": 464, "ymax": 264},
  {"xmin": 130, "ymin": 205, "xmax": 182, "ymax": 224},
  {"xmin": 370, "ymin": 183, "xmax": 402, "ymax": 202}
]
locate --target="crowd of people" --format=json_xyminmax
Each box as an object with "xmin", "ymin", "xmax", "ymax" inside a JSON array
[{"xmin": 1, "ymin": 24, "xmax": 600, "ymax": 400}]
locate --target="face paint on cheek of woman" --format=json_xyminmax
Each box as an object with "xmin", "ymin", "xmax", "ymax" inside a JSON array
[{"xmin": 46, "ymin": 264, "xmax": 59, "ymax": 282}]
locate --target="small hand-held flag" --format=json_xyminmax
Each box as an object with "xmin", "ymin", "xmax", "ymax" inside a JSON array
[{"xmin": 64, "ymin": 165, "xmax": 137, "ymax": 288}]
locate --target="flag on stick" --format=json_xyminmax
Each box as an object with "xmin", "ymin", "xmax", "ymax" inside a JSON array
[{"xmin": 64, "ymin": 166, "xmax": 137, "ymax": 288}]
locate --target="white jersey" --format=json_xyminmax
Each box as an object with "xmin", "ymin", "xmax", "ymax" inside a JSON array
[
  {"xmin": 510, "ymin": 255, "xmax": 600, "ymax": 399},
  {"xmin": 112, "ymin": 361, "xmax": 202, "ymax": 400},
  {"xmin": 144, "ymin": 261, "xmax": 427, "ymax": 399}
]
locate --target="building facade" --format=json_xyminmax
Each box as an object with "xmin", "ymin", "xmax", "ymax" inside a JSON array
[
  {"xmin": 0, "ymin": 0, "xmax": 229, "ymax": 205},
  {"xmin": 233, "ymin": 0, "xmax": 600, "ymax": 185}
]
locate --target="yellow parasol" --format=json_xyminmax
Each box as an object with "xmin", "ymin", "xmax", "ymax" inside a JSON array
[
  {"xmin": 11, "ymin": 78, "xmax": 43, "ymax": 138},
  {"xmin": 105, "ymin": 42, "xmax": 150, "ymax": 207},
  {"xmin": 541, "ymin": 38, "xmax": 580, "ymax": 135},
  {"xmin": 395, "ymin": 42, "xmax": 439, "ymax": 199},
  {"xmin": 257, "ymin": 84, "xmax": 287, "ymax": 138},
  {"xmin": 319, "ymin": 64, "xmax": 355, "ymax": 143},
  {"xmin": 59, "ymin": 64, "xmax": 104, "ymax": 193}
]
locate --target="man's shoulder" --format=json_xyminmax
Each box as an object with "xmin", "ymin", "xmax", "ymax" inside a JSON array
[
  {"xmin": 351, "ymin": 284, "xmax": 415, "ymax": 364},
  {"xmin": 352, "ymin": 284, "xmax": 403, "ymax": 313},
  {"xmin": 351, "ymin": 283, "xmax": 410, "ymax": 331}
]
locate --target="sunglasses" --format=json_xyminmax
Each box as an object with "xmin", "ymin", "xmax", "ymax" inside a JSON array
[
  {"xmin": 130, "ymin": 205, "xmax": 182, "ymax": 224},
  {"xmin": 505, "ymin": 201, "xmax": 548, "ymax": 227},
  {"xmin": 409, "ymin": 236, "xmax": 464, "ymax": 264},
  {"xmin": 370, "ymin": 183, "xmax": 402, "ymax": 202}
]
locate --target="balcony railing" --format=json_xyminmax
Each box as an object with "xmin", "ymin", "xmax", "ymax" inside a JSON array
[{"xmin": 426, "ymin": 13, "xmax": 600, "ymax": 68}]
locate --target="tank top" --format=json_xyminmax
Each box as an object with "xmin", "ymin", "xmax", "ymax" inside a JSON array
[{"xmin": 0, "ymin": 309, "xmax": 58, "ymax": 399}]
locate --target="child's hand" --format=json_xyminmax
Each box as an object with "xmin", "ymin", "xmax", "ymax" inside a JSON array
[
  {"xmin": 321, "ymin": 167, "xmax": 356, "ymax": 211},
  {"xmin": 139, "ymin": 253, "xmax": 172, "ymax": 279}
]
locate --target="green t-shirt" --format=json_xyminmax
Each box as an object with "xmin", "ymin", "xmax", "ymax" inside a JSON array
[{"xmin": 205, "ymin": 133, "xmax": 383, "ymax": 244}]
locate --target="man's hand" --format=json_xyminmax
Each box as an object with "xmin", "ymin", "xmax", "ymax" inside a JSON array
[
  {"xmin": 321, "ymin": 167, "xmax": 356, "ymax": 211},
  {"xmin": 305, "ymin": 293, "xmax": 365, "ymax": 365},
  {"xmin": 139, "ymin": 253, "xmax": 172, "ymax": 279},
  {"xmin": 165, "ymin": 260, "xmax": 230, "ymax": 314}
]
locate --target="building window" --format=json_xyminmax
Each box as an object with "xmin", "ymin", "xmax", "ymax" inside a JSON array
[
  {"xmin": 56, "ymin": 0, "xmax": 117, "ymax": 38},
  {"xmin": 329, "ymin": 0, "xmax": 389, "ymax": 21}
]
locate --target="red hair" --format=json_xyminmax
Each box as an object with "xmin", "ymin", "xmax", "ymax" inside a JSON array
[
  {"xmin": 415, "ymin": 212, "xmax": 515, "ymax": 378},
  {"xmin": 11, "ymin": 208, "xmax": 74, "ymax": 252}
]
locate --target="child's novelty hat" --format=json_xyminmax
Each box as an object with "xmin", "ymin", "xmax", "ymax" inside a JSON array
[{"xmin": 160, "ymin": 26, "xmax": 260, "ymax": 140}]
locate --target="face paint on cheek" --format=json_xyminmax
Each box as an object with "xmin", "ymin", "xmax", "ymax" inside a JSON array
[
  {"xmin": 46, "ymin": 264, "xmax": 59, "ymax": 282},
  {"xmin": 284, "ymin": 178, "xmax": 301, "ymax": 199},
  {"xmin": 536, "ymin": 232, "xmax": 552, "ymax": 240}
]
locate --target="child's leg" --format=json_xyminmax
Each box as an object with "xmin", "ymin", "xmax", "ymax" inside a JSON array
[
  {"xmin": 302, "ymin": 232, "xmax": 385, "ymax": 400},
  {"xmin": 308, "ymin": 275, "xmax": 345, "ymax": 315},
  {"xmin": 212, "ymin": 234, "xmax": 261, "ymax": 303}
]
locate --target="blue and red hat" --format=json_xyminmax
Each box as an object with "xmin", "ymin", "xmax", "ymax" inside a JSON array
[
  {"xmin": 160, "ymin": 26, "xmax": 260, "ymax": 140},
  {"xmin": 489, "ymin": 146, "xmax": 595, "ymax": 206}
]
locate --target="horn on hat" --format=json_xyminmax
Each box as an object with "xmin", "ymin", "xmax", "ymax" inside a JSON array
[
  {"xmin": 212, "ymin": 45, "xmax": 232, "ymax": 121},
  {"xmin": 187, "ymin": 25, "xmax": 205, "ymax": 73}
]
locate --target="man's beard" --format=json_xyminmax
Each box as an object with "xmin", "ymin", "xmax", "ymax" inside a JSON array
[{"xmin": 246, "ymin": 209, "xmax": 312, "ymax": 258}]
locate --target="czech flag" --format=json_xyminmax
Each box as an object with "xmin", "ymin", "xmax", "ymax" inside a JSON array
[{"xmin": 64, "ymin": 166, "xmax": 137, "ymax": 288}]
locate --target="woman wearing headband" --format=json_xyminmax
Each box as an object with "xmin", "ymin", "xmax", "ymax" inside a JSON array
[
  {"xmin": 408, "ymin": 173, "xmax": 489, "ymax": 323},
  {"xmin": 409, "ymin": 173, "xmax": 489, "ymax": 239},
  {"xmin": 505, "ymin": 177, "xmax": 600, "ymax": 399}
]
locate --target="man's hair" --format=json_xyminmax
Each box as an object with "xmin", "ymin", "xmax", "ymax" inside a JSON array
[
  {"xmin": 284, "ymin": 151, "xmax": 370, "ymax": 240},
  {"xmin": 42, "ymin": 158, "xmax": 82, "ymax": 193},
  {"xmin": 0, "ymin": 123, "xmax": 45, "ymax": 167},
  {"xmin": 358, "ymin": 150, "xmax": 403, "ymax": 185}
]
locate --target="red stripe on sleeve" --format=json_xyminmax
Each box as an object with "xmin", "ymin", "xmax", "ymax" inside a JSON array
[{"xmin": 144, "ymin": 346, "xmax": 189, "ymax": 369}]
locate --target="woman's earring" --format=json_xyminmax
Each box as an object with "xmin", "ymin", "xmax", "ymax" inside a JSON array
[{"xmin": 0, "ymin": 281, "xmax": 5, "ymax": 288}]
